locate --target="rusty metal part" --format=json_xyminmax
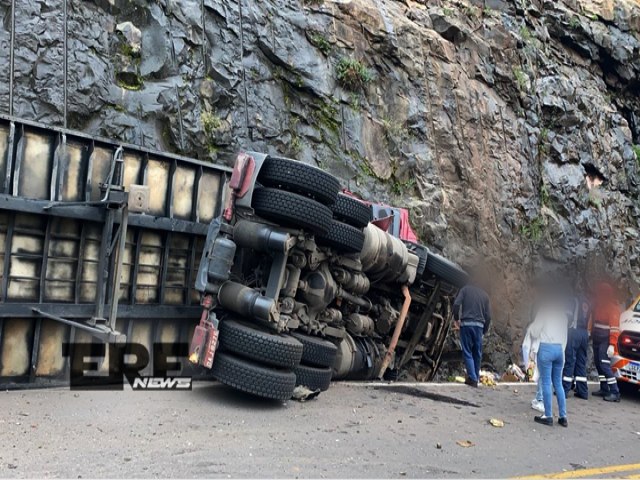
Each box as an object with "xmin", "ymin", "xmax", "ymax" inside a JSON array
[
  {"xmin": 189, "ymin": 295, "xmax": 219, "ymax": 369},
  {"xmin": 398, "ymin": 281, "xmax": 442, "ymax": 368},
  {"xmin": 377, "ymin": 284, "xmax": 411, "ymax": 379}
]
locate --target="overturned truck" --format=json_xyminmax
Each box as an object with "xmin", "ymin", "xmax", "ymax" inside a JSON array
[
  {"xmin": 0, "ymin": 115, "xmax": 466, "ymax": 397},
  {"xmin": 190, "ymin": 153, "xmax": 467, "ymax": 399}
]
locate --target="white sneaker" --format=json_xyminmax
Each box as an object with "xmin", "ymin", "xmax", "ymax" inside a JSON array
[{"xmin": 531, "ymin": 400, "xmax": 545, "ymax": 413}]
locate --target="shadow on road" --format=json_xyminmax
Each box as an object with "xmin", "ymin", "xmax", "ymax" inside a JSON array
[
  {"xmin": 620, "ymin": 383, "xmax": 640, "ymax": 404},
  {"xmin": 379, "ymin": 385, "xmax": 480, "ymax": 407},
  {"xmin": 191, "ymin": 381, "xmax": 289, "ymax": 410}
]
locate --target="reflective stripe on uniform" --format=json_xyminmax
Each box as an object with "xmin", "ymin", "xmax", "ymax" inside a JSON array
[
  {"xmin": 607, "ymin": 378, "xmax": 618, "ymax": 384},
  {"xmin": 594, "ymin": 323, "xmax": 610, "ymax": 329},
  {"xmin": 611, "ymin": 327, "xmax": 619, "ymax": 332},
  {"xmin": 599, "ymin": 375, "xmax": 606, "ymax": 380},
  {"xmin": 601, "ymin": 359, "xmax": 610, "ymax": 364},
  {"xmin": 575, "ymin": 376, "xmax": 588, "ymax": 382},
  {"xmin": 563, "ymin": 376, "xmax": 574, "ymax": 382}
]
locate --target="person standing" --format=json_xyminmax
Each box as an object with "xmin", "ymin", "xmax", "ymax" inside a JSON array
[
  {"xmin": 562, "ymin": 295, "xmax": 591, "ymax": 399},
  {"xmin": 522, "ymin": 322, "xmax": 544, "ymax": 412},
  {"xmin": 453, "ymin": 276, "xmax": 491, "ymax": 388},
  {"xmin": 591, "ymin": 281, "xmax": 622, "ymax": 402},
  {"xmin": 528, "ymin": 285, "xmax": 569, "ymax": 427}
]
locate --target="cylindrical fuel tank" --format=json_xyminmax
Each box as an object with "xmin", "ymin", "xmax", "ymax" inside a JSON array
[
  {"xmin": 360, "ymin": 224, "xmax": 418, "ymax": 285},
  {"xmin": 333, "ymin": 333, "xmax": 382, "ymax": 380}
]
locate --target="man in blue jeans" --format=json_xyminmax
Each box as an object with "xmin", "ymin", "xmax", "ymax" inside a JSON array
[{"xmin": 454, "ymin": 277, "xmax": 492, "ymax": 388}]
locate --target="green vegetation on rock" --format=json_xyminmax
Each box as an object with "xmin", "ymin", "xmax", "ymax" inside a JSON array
[
  {"xmin": 513, "ymin": 67, "xmax": 528, "ymax": 91},
  {"xmin": 336, "ymin": 57, "xmax": 372, "ymax": 91},
  {"xmin": 632, "ymin": 145, "xmax": 640, "ymax": 166},
  {"xmin": 520, "ymin": 216, "xmax": 545, "ymax": 242},
  {"xmin": 309, "ymin": 33, "xmax": 332, "ymax": 55}
]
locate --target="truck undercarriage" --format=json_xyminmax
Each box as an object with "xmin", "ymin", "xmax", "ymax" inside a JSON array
[{"xmin": 189, "ymin": 152, "xmax": 467, "ymax": 399}]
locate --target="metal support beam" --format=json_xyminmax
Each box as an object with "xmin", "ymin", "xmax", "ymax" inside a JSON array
[
  {"xmin": 398, "ymin": 281, "xmax": 442, "ymax": 368},
  {"xmin": 108, "ymin": 204, "xmax": 128, "ymax": 330},
  {"xmin": 4, "ymin": 303, "xmax": 199, "ymax": 319},
  {"xmin": 32, "ymin": 308, "xmax": 125, "ymax": 343}
]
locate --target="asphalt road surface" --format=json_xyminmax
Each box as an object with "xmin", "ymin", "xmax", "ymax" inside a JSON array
[{"xmin": 1, "ymin": 381, "xmax": 639, "ymax": 478}]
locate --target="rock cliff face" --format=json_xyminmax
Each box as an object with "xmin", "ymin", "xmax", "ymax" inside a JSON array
[{"xmin": 1, "ymin": 0, "xmax": 639, "ymax": 365}]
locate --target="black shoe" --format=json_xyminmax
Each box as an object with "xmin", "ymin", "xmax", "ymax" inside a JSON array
[
  {"xmin": 465, "ymin": 377, "xmax": 478, "ymax": 388},
  {"xmin": 574, "ymin": 393, "xmax": 588, "ymax": 400},
  {"xmin": 558, "ymin": 417, "xmax": 568, "ymax": 427},
  {"xmin": 534, "ymin": 416, "xmax": 553, "ymax": 426},
  {"xmin": 592, "ymin": 390, "xmax": 608, "ymax": 397},
  {"xmin": 603, "ymin": 393, "xmax": 621, "ymax": 402}
]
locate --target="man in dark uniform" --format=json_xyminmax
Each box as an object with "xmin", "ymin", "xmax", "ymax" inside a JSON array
[
  {"xmin": 591, "ymin": 282, "xmax": 622, "ymax": 402},
  {"xmin": 562, "ymin": 295, "xmax": 590, "ymax": 399}
]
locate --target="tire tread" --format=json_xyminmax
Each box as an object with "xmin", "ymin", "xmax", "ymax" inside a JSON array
[
  {"xmin": 219, "ymin": 319, "xmax": 303, "ymax": 368},
  {"xmin": 211, "ymin": 351, "xmax": 296, "ymax": 400}
]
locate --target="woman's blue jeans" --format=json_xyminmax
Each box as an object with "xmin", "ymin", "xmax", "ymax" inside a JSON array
[{"xmin": 537, "ymin": 343, "xmax": 567, "ymax": 418}]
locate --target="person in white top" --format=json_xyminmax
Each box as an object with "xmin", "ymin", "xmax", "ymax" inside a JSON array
[
  {"xmin": 528, "ymin": 285, "xmax": 569, "ymax": 427},
  {"xmin": 522, "ymin": 323, "xmax": 543, "ymax": 412}
]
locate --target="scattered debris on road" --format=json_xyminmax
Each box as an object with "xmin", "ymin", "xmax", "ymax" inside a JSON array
[
  {"xmin": 456, "ymin": 440, "xmax": 475, "ymax": 448},
  {"xmin": 489, "ymin": 418, "xmax": 505, "ymax": 428}
]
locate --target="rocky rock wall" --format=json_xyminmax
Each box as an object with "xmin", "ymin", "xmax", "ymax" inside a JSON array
[{"xmin": 1, "ymin": 0, "xmax": 639, "ymax": 365}]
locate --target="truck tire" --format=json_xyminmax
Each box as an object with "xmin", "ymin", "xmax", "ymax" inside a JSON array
[
  {"xmin": 317, "ymin": 220, "xmax": 365, "ymax": 254},
  {"xmin": 332, "ymin": 194, "xmax": 371, "ymax": 228},
  {"xmin": 291, "ymin": 332, "xmax": 338, "ymax": 368},
  {"xmin": 211, "ymin": 351, "xmax": 296, "ymax": 401},
  {"xmin": 425, "ymin": 253, "xmax": 468, "ymax": 288},
  {"xmin": 405, "ymin": 242, "xmax": 428, "ymax": 277},
  {"xmin": 252, "ymin": 188, "xmax": 332, "ymax": 236},
  {"xmin": 293, "ymin": 364, "xmax": 333, "ymax": 392},
  {"xmin": 258, "ymin": 156, "xmax": 341, "ymax": 206},
  {"xmin": 218, "ymin": 319, "xmax": 303, "ymax": 369}
]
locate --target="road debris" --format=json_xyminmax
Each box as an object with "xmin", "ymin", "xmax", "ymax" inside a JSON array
[
  {"xmin": 501, "ymin": 364, "xmax": 526, "ymax": 382},
  {"xmin": 291, "ymin": 386, "xmax": 321, "ymax": 402},
  {"xmin": 479, "ymin": 370, "xmax": 497, "ymax": 387},
  {"xmin": 456, "ymin": 440, "xmax": 475, "ymax": 448},
  {"xmin": 489, "ymin": 418, "xmax": 504, "ymax": 428}
]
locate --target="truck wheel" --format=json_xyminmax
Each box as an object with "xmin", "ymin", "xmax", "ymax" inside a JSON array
[
  {"xmin": 317, "ymin": 220, "xmax": 365, "ymax": 254},
  {"xmin": 332, "ymin": 194, "xmax": 371, "ymax": 228},
  {"xmin": 291, "ymin": 332, "xmax": 338, "ymax": 368},
  {"xmin": 425, "ymin": 252, "xmax": 468, "ymax": 288},
  {"xmin": 252, "ymin": 188, "xmax": 333, "ymax": 236},
  {"xmin": 258, "ymin": 156, "xmax": 341, "ymax": 206},
  {"xmin": 211, "ymin": 351, "xmax": 296, "ymax": 401},
  {"xmin": 293, "ymin": 364, "xmax": 333, "ymax": 392},
  {"xmin": 218, "ymin": 319, "xmax": 303, "ymax": 369}
]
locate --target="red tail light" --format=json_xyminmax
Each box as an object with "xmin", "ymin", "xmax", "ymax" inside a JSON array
[{"xmin": 621, "ymin": 336, "xmax": 633, "ymax": 345}]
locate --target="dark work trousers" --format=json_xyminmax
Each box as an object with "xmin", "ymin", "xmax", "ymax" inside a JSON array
[
  {"xmin": 562, "ymin": 328, "xmax": 589, "ymax": 398},
  {"xmin": 460, "ymin": 325, "xmax": 483, "ymax": 383},
  {"xmin": 593, "ymin": 336, "xmax": 619, "ymax": 394}
]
